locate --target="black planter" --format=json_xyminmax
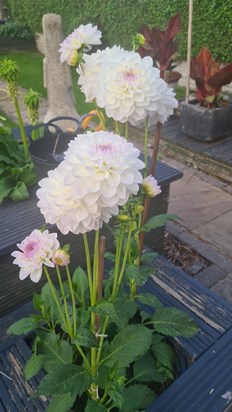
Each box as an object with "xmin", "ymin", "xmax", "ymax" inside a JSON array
[
  {"xmin": 28, "ymin": 116, "xmax": 83, "ymax": 179},
  {"xmin": 180, "ymin": 101, "xmax": 232, "ymax": 142}
]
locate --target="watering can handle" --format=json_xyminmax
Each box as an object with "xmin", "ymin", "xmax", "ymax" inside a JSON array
[{"xmin": 44, "ymin": 116, "xmax": 82, "ymax": 135}]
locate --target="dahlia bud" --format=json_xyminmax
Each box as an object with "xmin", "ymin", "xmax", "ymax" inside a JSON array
[
  {"xmin": 132, "ymin": 33, "xmax": 145, "ymax": 50},
  {"xmin": 142, "ymin": 175, "xmax": 162, "ymax": 198},
  {"xmin": 135, "ymin": 204, "xmax": 144, "ymax": 215},
  {"xmin": 117, "ymin": 213, "xmax": 130, "ymax": 222},
  {"xmin": 67, "ymin": 49, "xmax": 79, "ymax": 66},
  {"xmin": 52, "ymin": 249, "xmax": 70, "ymax": 266}
]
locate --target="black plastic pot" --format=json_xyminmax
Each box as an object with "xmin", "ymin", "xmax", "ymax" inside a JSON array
[{"xmin": 28, "ymin": 116, "xmax": 83, "ymax": 179}]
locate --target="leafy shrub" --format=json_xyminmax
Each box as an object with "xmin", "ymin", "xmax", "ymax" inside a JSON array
[
  {"xmin": 0, "ymin": 21, "xmax": 33, "ymax": 40},
  {"xmin": 6, "ymin": 0, "xmax": 232, "ymax": 62}
]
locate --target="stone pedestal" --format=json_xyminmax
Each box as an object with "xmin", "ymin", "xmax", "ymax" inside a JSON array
[{"xmin": 42, "ymin": 14, "xmax": 79, "ymax": 129}]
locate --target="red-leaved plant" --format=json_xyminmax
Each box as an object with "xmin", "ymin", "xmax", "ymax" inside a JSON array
[
  {"xmin": 190, "ymin": 47, "xmax": 232, "ymax": 108},
  {"xmin": 137, "ymin": 14, "xmax": 181, "ymax": 77}
]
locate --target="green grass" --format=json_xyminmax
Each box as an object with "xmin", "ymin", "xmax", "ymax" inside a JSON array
[
  {"xmin": 0, "ymin": 51, "xmax": 94, "ymax": 115},
  {"xmin": 174, "ymin": 85, "xmax": 186, "ymax": 100}
]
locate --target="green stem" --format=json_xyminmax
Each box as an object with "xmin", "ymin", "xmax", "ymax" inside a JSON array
[
  {"xmin": 83, "ymin": 233, "xmax": 93, "ymax": 303},
  {"xmin": 13, "ymin": 96, "xmax": 29, "ymax": 160},
  {"xmin": 55, "ymin": 265, "xmax": 72, "ymax": 335},
  {"xmin": 43, "ymin": 266, "xmax": 68, "ymax": 331},
  {"xmin": 75, "ymin": 344, "xmax": 91, "ymax": 372},
  {"xmin": 66, "ymin": 265, "xmax": 77, "ymax": 336},
  {"xmin": 125, "ymin": 121, "xmax": 129, "ymax": 140},
  {"xmin": 114, "ymin": 222, "xmax": 134, "ymax": 298},
  {"xmin": 111, "ymin": 224, "xmax": 125, "ymax": 300},
  {"xmin": 96, "ymin": 315, "xmax": 109, "ymax": 366},
  {"xmin": 143, "ymin": 117, "xmax": 149, "ymax": 178},
  {"xmin": 93, "ymin": 229, "xmax": 99, "ymax": 305},
  {"xmin": 91, "ymin": 230, "xmax": 100, "ymax": 373},
  {"xmin": 115, "ymin": 121, "xmax": 120, "ymax": 134}
]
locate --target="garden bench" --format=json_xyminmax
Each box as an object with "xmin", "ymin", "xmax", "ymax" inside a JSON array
[{"xmin": 1, "ymin": 255, "xmax": 232, "ymax": 411}]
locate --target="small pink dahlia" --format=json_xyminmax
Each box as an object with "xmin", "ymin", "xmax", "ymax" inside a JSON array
[{"xmin": 11, "ymin": 229, "xmax": 60, "ymax": 283}]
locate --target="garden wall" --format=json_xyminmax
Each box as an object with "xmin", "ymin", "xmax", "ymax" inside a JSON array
[{"xmin": 5, "ymin": 0, "xmax": 232, "ymax": 62}]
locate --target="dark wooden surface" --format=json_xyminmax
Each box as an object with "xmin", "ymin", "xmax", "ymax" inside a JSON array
[
  {"xmin": 0, "ymin": 161, "xmax": 182, "ymax": 317},
  {"xmin": 159, "ymin": 116, "xmax": 232, "ymax": 183},
  {"xmin": 1, "ymin": 255, "xmax": 232, "ymax": 411}
]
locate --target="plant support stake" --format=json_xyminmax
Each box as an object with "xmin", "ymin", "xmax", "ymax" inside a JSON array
[{"xmin": 186, "ymin": 0, "xmax": 193, "ymax": 103}]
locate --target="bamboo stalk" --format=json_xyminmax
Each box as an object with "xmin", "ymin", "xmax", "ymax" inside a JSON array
[
  {"xmin": 186, "ymin": 0, "xmax": 193, "ymax": 103},
  {"xmin": 139, "ymin": 122, "xmax": 162, "ymax": 264}
]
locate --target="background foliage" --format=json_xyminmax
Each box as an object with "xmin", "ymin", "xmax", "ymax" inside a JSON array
[{"xmin": 5, "ymin": 0, "xmax": 232, "ymax": 62}]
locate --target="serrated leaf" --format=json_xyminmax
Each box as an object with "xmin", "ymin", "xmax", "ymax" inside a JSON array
[
  {"xmin": 108, "ymin": 387, "xmax": 123, "ymax": 408},
  {"xmin": 151, "ymin": 339, "xmax": 175, "ymax": 371},
  {"xmin": 137, "ymin": 292, "xmax": 163, "ymax": 310},
  {"xmin": 85, "ymin": 400, "xmax": 107, "ymax": 412},
  {"xmin": 72, "ymin": 328, "xmax": 97, "ymax": 348},
  {"xmin": 72, "ymin": 266, "xmax": 89, "ymax": 304},
  {"xmin": 140, "ymin": 214, "xmax": 178, "ymax": 233},
  {"xmin": 121, "ymin": 384, "xmax": 155, "ymax": 411},
  {"xmin": 37, "ymin": 364, "xmax": 91, "ymax": 396},
  {"xmin": 7, "ymin": 316, "xmax": 40, "ymax": 335},
  {"xmin": 133, "ymin": 352, "xmax": 163, "ymax": 383},
  {"xmin": 47, "ymin": 392, "xmax": 76, "ymax": 412},
  {"xmin": 24, "ymin": 353, "xmax": 43, "ymax": 380},
  {"xmin": 104, "ymin": 252, "xmax": 116, "ymax": 262},
  {"xmin": 91, "ymin": 301, "xmax": 121, "ymax": 327},
  {"xmin": 125, "ymin": 264, "xmax": 154, "ymax": 286},
  {"xmin": 102, "ymin": 325, "xmax": 152, "ymax": 367},
  {"xmin": 152, "ymin": 307, "xmax": 199, "ymax": 336},
  {"xmin": 38, "ymin": 333, "xmax": 73, "ymax": 372}
]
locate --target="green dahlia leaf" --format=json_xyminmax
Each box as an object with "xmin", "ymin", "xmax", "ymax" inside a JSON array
[
  {"xmin": 152, "ymin": 307, "xmax": 199, "ymax": 336},
  {"xmin": 37, "ymin": 364, "xmax": 91, "ymax": 396},
  {"xmin": 133, "ymin": 352, "xmax": 164, "ymax": 383},
  {"xmin": 102, "ymin": 324, "xmax": 153, "ymax": 367},
  {"xmin": 85, "ymin": 400, "xmax": 108, "ymax": 412},
  {"xmin": 47, "ymin": 392, "xmax": 76, "ymax": 412},
  {"xmin": 24, "ymin": 353, "xmax": 43, "ymax": 380},
  {"xmin": 141, "ymin": 213, "xmax": 179, "ymax": 233},
  {"xmin": 7, "ymin": 316, "xmax": 40, "ymax": 335},
  {"xmin": 121, "ymin": 384, "xmax": 155, "ymax": 411},
  {"xmin": 72, "ymin": 328, "xmax": 97, "ymax": 348}
]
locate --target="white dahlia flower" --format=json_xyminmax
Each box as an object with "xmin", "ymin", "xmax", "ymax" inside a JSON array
[
  {"xmin": 77, "ymin": 46, "xmax": 124, "ymax": 102},
  {"xmin": 59, "ymin": 23, "xmax": 102, "ymax": 65},
  {"xmin": 90, "ymin": 48, "xmax": 178, "ymax": 125},
  {"xmin": 142, "ymin": 175, "xmax": 162, "ymax": 198},
  {"xmin": 37, "ymin": 131, "xmax": 144, "ymax": 235},
  {"xmin": 11, "ymin": 229, "xmax": 60, "ymax": 283}
]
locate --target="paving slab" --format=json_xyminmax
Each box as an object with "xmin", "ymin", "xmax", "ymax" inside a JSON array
[
  {"xmin": 194, "ymin": 210, "xmax": 232, "ymax": 260},
  {"xmin": 168, "ymin": 170, "xmax": 232, "ymax": 230},
  {"xmin": 195, "ymin": 264, "xmax": 227, "ymax": 288},
  {"xmin": 211, "ymin": 273, "xmax": 232, "ymax": 303}
]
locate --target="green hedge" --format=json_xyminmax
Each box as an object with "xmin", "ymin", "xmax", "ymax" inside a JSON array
[{"xmin": 6, "ymin": 0, "xmax": 232, "ymax": 62}]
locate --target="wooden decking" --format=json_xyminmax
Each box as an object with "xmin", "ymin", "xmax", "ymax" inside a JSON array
[{"xmin": 160, "ymin": 116, "xmax": 232, "ymax": 184}]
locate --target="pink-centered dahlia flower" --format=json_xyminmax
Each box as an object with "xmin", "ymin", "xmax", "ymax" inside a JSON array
[
  {"xmin": 78, "ymin": 46, "xmax": 178, "ymax": 125},
  {"xmin": 36, "ymin": 131, "xmax": 144, "ymax": 235},
  {"xmin": 142, "ymin": 175, "xmax": 162, "ymax": 197},
  {"xmin": 11, "ymin": 229, "xmax": 60, "ymax": 283},
  {"xmin": 59, "ymin": 23, "xmax": 102, "ymax": 65},
  {"xmin": 77, "ymin": 46, "xmax": 124, "ymax": 102}
]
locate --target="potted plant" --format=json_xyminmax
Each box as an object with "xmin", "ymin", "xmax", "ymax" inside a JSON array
[
  {"xmin": 180, "ymin": 47, "xmax": 232, "ymax": 141},
  {"xmin": 4, "ymin": 23, "xmax": 200, "ymax": 412},
  {"xmin": 136, "ymin": 13, "xmax": 182, "ymax": 84}
]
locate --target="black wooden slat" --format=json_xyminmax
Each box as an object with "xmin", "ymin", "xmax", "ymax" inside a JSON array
[
  {"xmin": 154, "ymin": 256, "xmax": 232, "ymax": 331},
  {"xmin": 147, "ymin": 327, "xmax": 232, "ymax": 412},
  {"xmin": 0, "ymin": 340, "xmax": 48, "ymax": 411},
  {"xmin": 0, "ymin": 375, "xmax": 18, "ymax": 412}
]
